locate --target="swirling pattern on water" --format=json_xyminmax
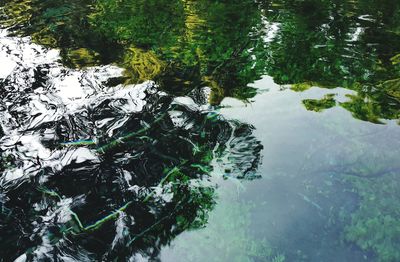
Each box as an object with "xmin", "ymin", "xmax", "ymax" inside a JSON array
[{"xmin": 0, "ymin": 29, "xmax": 262, "ymax": 261}]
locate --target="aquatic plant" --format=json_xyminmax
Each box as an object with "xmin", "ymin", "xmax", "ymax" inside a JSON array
[
  {"xmin": 344, "ymin": 173, "xmax": 400, "ymax": 262},
  {"xmin": 163, "ymin": 188, "xmax": 286, "ymax": 262}
]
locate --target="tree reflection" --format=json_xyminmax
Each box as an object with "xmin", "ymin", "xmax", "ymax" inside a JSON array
[
  {"xmin": 263, "ymin": 0, "xmax": 400, "ymax": 123},
  {"xmin": 0, "ymin": 0, "xmax": 267, "ymax": 105},
  {"xmin": 0, "ymin": 34, "xmax": 262, "ymax": 260},
  {"xmin": 1, "ymin": 0, "xmax": 398, "ymax": 121},
  {"xmin": 1, "ymin": 1, "xmax": 400, "ymax": 260},
  {"xmin": 0, "ymin": 83, "xmax": 262, "ymax": 260}
]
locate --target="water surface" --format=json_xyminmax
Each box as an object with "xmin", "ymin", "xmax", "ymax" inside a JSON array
[{"xmin": 0, "ymin": 0, "xmax": 399, "ymax": 261}]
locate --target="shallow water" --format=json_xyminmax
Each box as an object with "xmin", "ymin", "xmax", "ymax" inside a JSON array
[{"xmin": 0, "ymin": 0, "xmax": 399, "ymax": 261}]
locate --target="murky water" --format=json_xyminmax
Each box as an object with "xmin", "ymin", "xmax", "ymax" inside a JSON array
[{"xmin": 0, "ymin": 0, "xmax": 399, "ymax": 261}]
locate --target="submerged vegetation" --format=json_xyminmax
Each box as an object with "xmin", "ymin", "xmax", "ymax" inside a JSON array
[
  {"xmin": 164, "ymin": 189, "xmax": 286, "ymax": 262},
  {"xmin": 345, "ymin": 173, "xmax": 400, "ymax": 262}
]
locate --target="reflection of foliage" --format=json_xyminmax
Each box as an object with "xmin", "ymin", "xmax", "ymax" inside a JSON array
[
  {"xmin": 302, "ymin": 94, "xmax": 336, "ymax": 112},
  {"xmin": 265, "ymin": 0, "xmax": 400, "ymax": 86},
  {"xmin": 291, "ymin": 82, "xmax": 315, "ymax": 92},
  {"xmin": 340, "ymin": 79, "xmax": 400, "ymax": 124},
  {"xmin": 0, "ymin": 0, "xmax": 32, "ymax": 29},
  {"xmin": 1, "ymin": 0, "xmax": 400, "ymax": 114},
  {"xmin": 379, "ymin": 78, "xmax": 400, "ymax": 102},
  {"xmin": 0, "ymin": 81, "xmax": 262, "ymax": 260},
  {"xmin": 0, "ymin": 0, "xmax": 119, "ymax": 65},
  {"xmin": 181, "ymin": 0, "xmax": 266, "ymax": 104},
  {"xmin": 344, "ymin": 173, "xmax": 400, "ymax": 262},
  {"xmin": 340, "ymin": 94, "xmax": 385, "ymax": 124},
  {"xmin": 90, "ymin": 0, "xmax": 185, "ymax": 48},
  {"xmin": 0, "ymin": 0, "xmax": 267, "ymax": 104},
  {"xmin": 264, "ymin": 0, "xmax": 400, "ymax": 123},
  {"xmin": 0, "ymin": 1, "xmax": 399, "ymax": 261},
  {"xmin": 391, "ymin": 54, "xmax": 400, "ymax": 65},
  {"xmin": 64, "ymin": 47, "xmax": 101, "ymax": 68},
  {"xmin": 89, "ymin": 0, "xmax": 267, "ymax": 103},
  {"xmin": 122, "ymin": 47, "xmax": 166, "ymax": 84}
]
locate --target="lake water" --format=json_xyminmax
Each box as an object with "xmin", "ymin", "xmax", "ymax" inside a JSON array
[{"xmin": 0, "ymin": 0, "xmax": 399, "ymax": 261}]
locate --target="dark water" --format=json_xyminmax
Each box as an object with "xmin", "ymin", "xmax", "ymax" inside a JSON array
[{"xmin": 0, "ymin": 0, "xmax": 399, "ymax": 261}]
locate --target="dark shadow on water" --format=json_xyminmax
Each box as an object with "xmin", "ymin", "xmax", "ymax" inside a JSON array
[{"xmin": 0, "ymin": 11, "xmax": 264, "ymax": 258}]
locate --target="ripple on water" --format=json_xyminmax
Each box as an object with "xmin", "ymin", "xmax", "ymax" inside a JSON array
[{"xmin": 0, "ymin": 28, "xmax": 262, "ymax": 261}]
